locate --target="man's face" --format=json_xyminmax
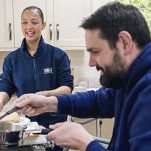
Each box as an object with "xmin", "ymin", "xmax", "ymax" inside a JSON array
[{"xmin": 85, "ymin": 29, "xmax": 127, "ymax": 89}]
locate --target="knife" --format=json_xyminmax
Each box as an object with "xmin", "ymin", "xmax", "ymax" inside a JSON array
[{"xmin": 0, "ymin": 107, "xmax": 19, "ymax": 120}]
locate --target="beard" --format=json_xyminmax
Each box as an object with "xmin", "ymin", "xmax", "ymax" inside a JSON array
[{"xmin": 97, "ymin": 51, "xmax": 127, "ymax": 89}]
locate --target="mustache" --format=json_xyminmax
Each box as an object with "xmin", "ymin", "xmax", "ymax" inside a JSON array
[{"xmin": 96, "ymin": 65, "xmax": 104, "ymax": 72}]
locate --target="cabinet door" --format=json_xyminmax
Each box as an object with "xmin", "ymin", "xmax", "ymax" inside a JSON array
[
  {"xmin": 0, "ymin": 0, "xmax": 14, "ymax": 48},
  {"xmin": 47, "ymin": 0, "xmax": 91, "ymax": 50},
  {"xmin": 13, "ymin": 0, "xmax": 47, "ymax": 48},
  {"xmin": 45, "ymin": 0, "xmax": 54, "ymax": 46}
]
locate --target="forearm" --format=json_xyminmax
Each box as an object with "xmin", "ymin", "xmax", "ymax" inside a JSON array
[
  {"xmin": 47, "ymin": 96, "xmax": 59, "ymax": 112},
  {"xmin": 49, "ymin": 86, "xmax": 71, "ymax": 95},
  {"xmin": 0, "ymin": 92, "xmax": 10, "ymax": 111},
  {"xmin": 37, "ymin": 86, "xmax": 72, "ymax": 97}
]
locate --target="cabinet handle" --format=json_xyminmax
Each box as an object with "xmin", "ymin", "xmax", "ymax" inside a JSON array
[
  {"xmin": 9, "ymin": 23, "xmax": 12, "ymax": 41},
  {"xmin": 56, "ymin": 24, "xmax": 59, "ymax": 40},
  {"xmin": 49, "ymin": 24, "xmax": 52, "ymax": 40}
]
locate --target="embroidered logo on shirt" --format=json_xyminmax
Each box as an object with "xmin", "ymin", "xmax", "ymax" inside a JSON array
[{"xmin": 43, "ymin": 68, "xmax": 53, "ymax": 74}]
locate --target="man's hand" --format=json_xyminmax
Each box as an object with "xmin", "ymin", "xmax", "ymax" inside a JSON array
[
  {"xmin": 13, "ymin": 94, "xmax": 58, "ymax": 116},
  {"xmin": 47, "ymin": 122, "xmax": 93, "ymax": 151}
]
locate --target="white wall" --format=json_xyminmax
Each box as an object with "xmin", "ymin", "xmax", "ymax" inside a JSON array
[
  {"xmin": 0, "ymin": 51, "xmax": 10, "ymax": 73},
  {"xmin": 65, "ymin": 49, "xmax": 100, "ymax": 88}
]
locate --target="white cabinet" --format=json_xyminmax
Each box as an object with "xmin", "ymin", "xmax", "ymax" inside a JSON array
[
  {"xmin": 46, "ymin": 0, "xmax": 91, "ymax": 50},
  {"xmin": 0, "ymin": 0, "xmax": 14, "ymax": 48},
  {"xmin": 13, "ymin": 0, "xmax": 91, "ymax": 50}
]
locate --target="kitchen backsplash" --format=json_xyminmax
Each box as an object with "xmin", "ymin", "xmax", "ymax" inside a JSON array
[
  {"xmin": 0, "ymin": 51, "xmax": 10, "ymax": 73},
  {"xmin": 0, "ymin": 50, "xmax": 101, "ymax": 88},
  {"xmin": 65, "ymin": 49, "xmax": 100, "ymax": 88}
]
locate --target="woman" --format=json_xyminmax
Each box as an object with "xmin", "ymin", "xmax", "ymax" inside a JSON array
[{"xmin": 0, "ymin": 6, "xmax": 73, "ymax": 151}]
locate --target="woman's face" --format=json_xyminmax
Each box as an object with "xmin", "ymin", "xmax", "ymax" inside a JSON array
[{"xmin": 21, "ymin": 9, "xmax": 45, "ymax": 43}]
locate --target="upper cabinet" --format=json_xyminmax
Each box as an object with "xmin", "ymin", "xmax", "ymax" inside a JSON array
[
  {"xmin": 0, "ymin": 0, "xmax": 111, "ymax": 50},
  {"xmin": 0, "ymin": 0, "xmax": 14, "ymax": 48},
  {"xmin": 1, "ymin": 0, "xmax": 111, "ymax": 50},
  {"xmin": 13, "ymin": 0, "xmax": 91, "ymax": 50},
  {"xmin": 46, "ymin": 0, "xmax": 91, "ymax": 50}
]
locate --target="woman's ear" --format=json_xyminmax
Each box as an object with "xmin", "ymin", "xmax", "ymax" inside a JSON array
[
  {"xmin": 42, "ymin": 22, "xmax": 46, "ymax": 30},
  {"xmin": 118, "ymin": 31, "xmax": 133, "ymax": 55}
]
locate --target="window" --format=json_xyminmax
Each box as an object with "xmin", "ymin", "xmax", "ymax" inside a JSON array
[{"xmin": 114, "ymin": 0, "xmax": 151, "ymax": 31}]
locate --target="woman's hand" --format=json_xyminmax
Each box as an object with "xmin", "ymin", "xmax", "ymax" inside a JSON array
[{"xmin": 0, "ymin": 100, "xmax": 4, "ymax": 112}]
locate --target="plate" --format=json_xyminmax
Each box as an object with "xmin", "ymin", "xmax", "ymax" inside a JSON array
[{"xmin": 18, "ymin": 116, "xmax": 30, "ymax": 126}]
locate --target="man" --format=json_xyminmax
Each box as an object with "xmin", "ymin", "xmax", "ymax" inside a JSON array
[{"xmin": 14, "ymin": 2, "xmax": 151, "ymax": 151}]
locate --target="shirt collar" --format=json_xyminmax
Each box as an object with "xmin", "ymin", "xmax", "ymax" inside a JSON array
[{"xmin": 20, "ymin": 36, "xmax": 45, "ymax": 57}]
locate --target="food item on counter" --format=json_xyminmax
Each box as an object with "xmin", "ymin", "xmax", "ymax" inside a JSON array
[{"xmin": 0, "ymin": 112, "xmax": 20, "ymax": 123}]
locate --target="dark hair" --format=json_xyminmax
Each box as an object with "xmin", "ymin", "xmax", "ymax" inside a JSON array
[
  {"xmin": 81, "ymin": 2, "xmax": 151, "ymax": 49},
  {"xmin": 21, "ymin": 6, "xmax": 44, "ymax": 23}
]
